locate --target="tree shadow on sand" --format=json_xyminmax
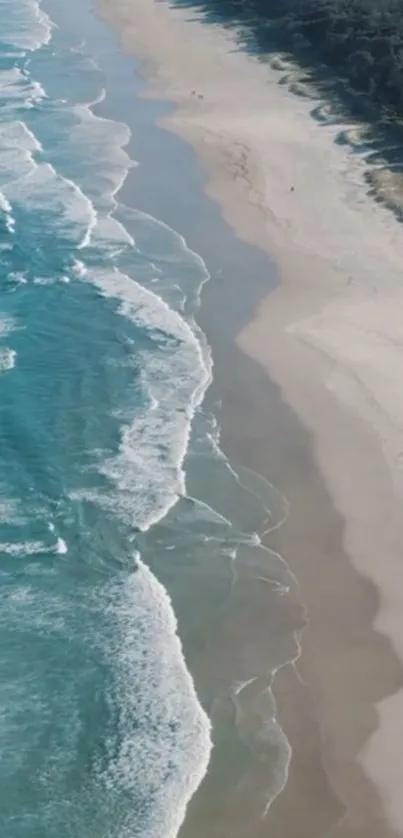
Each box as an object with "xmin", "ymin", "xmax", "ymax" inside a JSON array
[{"xmin": 166, "ymin": 0, "xmax": 403, "ymax": 224}]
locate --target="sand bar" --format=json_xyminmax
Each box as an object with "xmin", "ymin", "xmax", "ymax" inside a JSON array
[{"xmin": 96, "ymin": 0, "xmax": 403, "ymax": 834}]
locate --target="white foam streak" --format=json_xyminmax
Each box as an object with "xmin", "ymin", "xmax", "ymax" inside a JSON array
[
  {"xmin": 0, "ymin": 68, "xmax": 46, "ymax": 109},
  {"xmin": 72, "ymin": 259, "xmax": 87, "ymax": 278},
  {"xmin": 0, "ymin": 498, "xmax": 26, "ymax": 525},
  {"xmin": 103, "ymin": 561, "xmax": 212, "ymax": 838},
  {"xmin": 0, "ymin": 537, "xmax": 66, "ymax": 556},
  {"xmin": 0, "ymin": 0, "xmax": 53, "ymax": 51},
  {"xmin": 0, "ymin": 540, "xmax": 47, "ymax": 557},
  {"xmin": 3, "ymin": 160, "xmax": 97, "ymax": 248},
  {"xmin": 0, "ymin": 22, "xmax": 214, "ymax": 834},
  {"xmin": 0, "ymin": 316, "xmax": 16, "ymax": 337},
  {"xmin": 82, "ymin": 265, "xmax": 211, "ymax": 531},
  {"xmin": 0, "ymin": 190, "xmax": 16, "ymax": 232},
  {"xmin": 0, "ymin": 348, "xmax": 16, "ymax": 372},
  {"xmin": 0, "ymin": 114, "xmax": 94, "ymax": 249},
  {"xmin": 0, "ymin": 192, "xmax": 12, "ymax": 215},
  {"xmin": 70, "ymin": 100, "xmax": 135, "ymax": 247}
]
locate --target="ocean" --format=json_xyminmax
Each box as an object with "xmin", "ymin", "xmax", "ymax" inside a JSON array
[{"xmin": 0, "ymin": 0, "xmax": 295, "ymax": 835}]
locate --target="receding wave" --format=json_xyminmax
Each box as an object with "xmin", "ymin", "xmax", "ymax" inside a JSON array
[
  {"xmin": 0, "ymin": 7, "xmax": 214, "ymax": 837},
  {"xmin": 86, "ymin": 263, "xmax": 211, "ymax": 531},
  {"xmin": 99, "ymin": 561, "xmax": 211, "ymax": 838},
  {"xmin": 0, "ymin": 3, "xmax": 297, "ymax": 835},
  {"xmin": 0, "ymin": 0, "xmax": 52, "ymax": 51}
]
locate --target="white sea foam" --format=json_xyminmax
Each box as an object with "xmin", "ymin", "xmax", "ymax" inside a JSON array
[
  {"xmin": 59, "ymin": 98, "xmax": 216, "ymax": 838},
  {"xmin": 92, "ymin": 215, "xmax": 134, "ymax": 249},
  {"xmin": 0, "ymin": 24, "xmax": 214, "ymax": 834},
  {"xmin": 78, "ymin": 263, "xmax": 211, "ymax": 531},
  {"xmin": 61, "ymin": 75, "xmax": 215, "ymax": 824},
  {"xmin": 0, "ymin": 67, "xmax": 46, "ymax": 108},
  {"xmin": 0, "ymin": 190, "xmax": 16, "ymax": 232},
  {"xmin": 0, "ymin": 536, "xmax": 66, "ymax": 556},
  {"xmin": 0, "ymin": 315, "xmax": 16, "ymax": 337},
  {"xmin": 46, "ymin": 523, "xmax": 67, "ymax": 554},
  {"xmin": 0, "ymin": 119, "xmax": 42, "ymax": 153},
  {"xmin": 0, "ymin": 584, "xmax": 67, "ymax": 636},
  {"xmin": 126, "ymin": 206, "xmax": 209, "ymax": 279},
  {"xmin": 101, "ymin": 560, "xmax": 212, "ymax": 838},
  {"xmin": 32, "ymin": 275, "xmax": 55, "ymax": 285},
  {"xmin": 0, "ymin": 498, "xmax": 26, "ymax": 525},
  {"xmin": 7, "ymin": 586, "xmax": 33, "ymax": 604},
  {"xmin": 56, "ymin": 537, "xmax": 68, "ymax": 554},
  {"xmin": 0, "ymin": 120, "xmax": 41, "ymax": 190},
  {"xmin": 0, "ymin": 0, "xmax": 52, "ymax": 51},
  {"xmin": 0, "ymin": 112, "xmax": 95, "ymax": 250},
  {"xmin": 0, "ymin": 540, "xmax": 48, "ymax": 556},
  {"xmin": 72, "ymin": 259, "xmax": 87, "ymax": 278},
  {"xmin": 64, "ymin": 99, "xmax": 135, "ymax": 247},
  {"xmin": 117, "ymin": 204, "xmax": 210, "ymax": 314},
  {"xmin": 3, "ymin": 159, "xmax": 96, "ymax": 248},
  {"xmin": 8, "ymin": 270, "xmax": 28, "ymax": 288},
  {"xmin": 0, "ymin": 347, "xmax": 16, "ymax": 371},
  {"xmin": 0, "ymin": 192, "xmax": 13, "ymax": 215}
]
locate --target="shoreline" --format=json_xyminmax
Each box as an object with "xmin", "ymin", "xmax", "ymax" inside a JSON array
[{"xmin": 95, "ymin": 0, "xmax": 403, "ymax": 835}]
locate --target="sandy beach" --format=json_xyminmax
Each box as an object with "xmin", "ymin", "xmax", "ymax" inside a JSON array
[{"xmin": 96, "ymin": 0, "xmax": 403, "ymax": 834}]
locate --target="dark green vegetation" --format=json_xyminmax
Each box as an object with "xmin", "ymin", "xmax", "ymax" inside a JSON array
[{"xmin": 174, "ymin": 0, "xmax": 403, "ymax": 120}]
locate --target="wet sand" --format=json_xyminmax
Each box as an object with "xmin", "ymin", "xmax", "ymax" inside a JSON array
[{"xmin": 96, "ymin": 0, "xmax": 403, "ymax": 835}]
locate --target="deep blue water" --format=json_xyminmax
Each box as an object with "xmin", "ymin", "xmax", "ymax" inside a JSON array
[{"xmin": 0, "ymin": 0, "xmax": 293, "ymax": 835}]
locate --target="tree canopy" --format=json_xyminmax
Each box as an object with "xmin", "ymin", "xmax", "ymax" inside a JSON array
[{"xmin": 183, "ymin": 0, "xmax": 403, "ymax": 118}]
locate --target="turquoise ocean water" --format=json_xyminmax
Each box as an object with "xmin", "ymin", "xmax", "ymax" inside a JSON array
[{"xmin": 0, "ymin": 0, "xmax": 295, "ymax": 835}]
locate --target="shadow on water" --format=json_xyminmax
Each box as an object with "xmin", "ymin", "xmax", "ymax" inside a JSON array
[{"xmin": 166, "ymin": 0, "xmax": 403, "ymax": 223}]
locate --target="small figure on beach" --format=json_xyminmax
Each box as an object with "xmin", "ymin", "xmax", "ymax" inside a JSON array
[{"xmin": 290, "ymin": 185, "xmax": 295, "ymax": 192}]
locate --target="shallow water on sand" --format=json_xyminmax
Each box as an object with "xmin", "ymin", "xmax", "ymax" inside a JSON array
[{"xmin": 0, "ymin": 0, "xmax": 297, "ymax": 834}]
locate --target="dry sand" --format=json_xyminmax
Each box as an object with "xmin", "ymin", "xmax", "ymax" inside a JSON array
[{"xmin": 96, "ymin": 0, "xmax": 403, "ymax": 834}]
